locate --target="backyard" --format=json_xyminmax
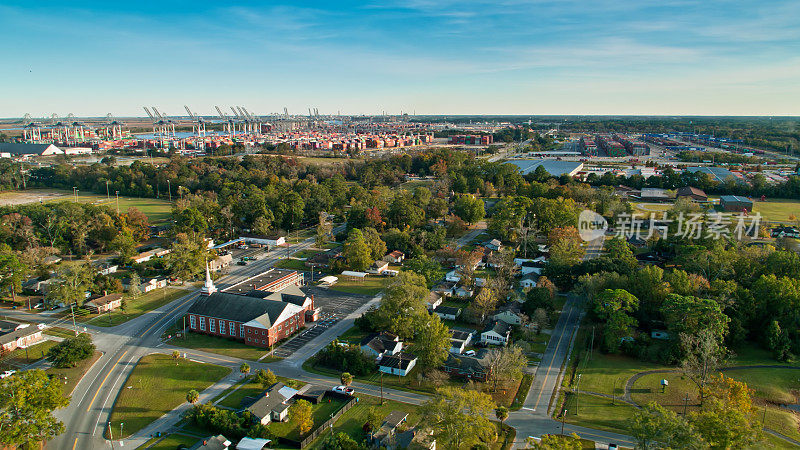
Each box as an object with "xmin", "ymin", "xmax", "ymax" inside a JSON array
[
  {"xmin": 108, "ymin": 354, "xmax": 231, "ymax": 438},
  {"xmin": 269, "ymin": 396, "xmax": 350, "ymax": 442}
]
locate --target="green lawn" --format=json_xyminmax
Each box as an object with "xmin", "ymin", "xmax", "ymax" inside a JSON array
[
  {"xmin": 0, "ymin": 340, "xmax": 58, "ymax": 367},
  {"xmin": 274, "ymin": 258, "xmax": 311, "ymax": 271},
  {"xmin": 576, "ymin": 353, "xmax": 665, "ymax": 397},
  {"xmin": 82, "ymin": 287, "xmax": 188, "ymax": 327},
  {"xmin": 753, "ymin": 199, "xmax": 800, "ymax": 224},
  {"xmin": 142, "ymin": 433, "xmax": 199, "ymax": 450},
  {"xmin": 510, "ymin": 374, "xmax": 534, "ymax": 411},
  {"xmin": 40, "ymin": 189, "xmax": 173, "ymax": 224},
  {"xmin": 215, "ymin": 375, "xmax": 305, "ymax": 409},
  {"xmin": 165, "ymin": 329, "xmax": 279, "ymax": 362},
  {"xmin": 313, "ymin": 394, "xmax": 421, "ymax": 447},
  {"xmin": 329, "ymin": 276, "xmax": 392, "ymax": 296},
  {"xmin": 336, "ymin": 326, "xmax": 370, "ymax": 345},
  {"xmin": 44, "ymin": 326, "xmax": 79, "ymax": 339},
  {"xmin": 270, "ymin": 397, "xmax": 350, "ymax": 441},
  {"xmin": 559, "ymin": 392, "xmax": 638, "ymax": 437},
  {"xmin": 293, "ymin": 249, "xmax": 323, "ymax": 259},
  {"xmin": 108, "ymin": 354, "xmax": 231, "ymax": 438},
  {"xmin": 46, "ymin": 351, "xmax": 102, "ymax": 396}
]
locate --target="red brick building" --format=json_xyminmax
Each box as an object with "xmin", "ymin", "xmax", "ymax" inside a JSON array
[
  {"xmin": 85, "ymin": 293, "xmax": 123, "ymax": 313},
  {"xmin": 186, "ymin": 287, "xmax": 314, "ymax": 348}
]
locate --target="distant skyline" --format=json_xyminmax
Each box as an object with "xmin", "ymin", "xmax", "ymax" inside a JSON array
[{"xmin": 2, "ymin": 0, "xmax": 798, "ymax": 117}]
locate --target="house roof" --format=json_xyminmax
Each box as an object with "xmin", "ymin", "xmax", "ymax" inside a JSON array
[
  {"xmin": 0, "ymin": 326, "xmax": 40, "ymax": 346},
  {"xmin": 0, "ymin": 143, "xmax": 60, "ymax": 155},
  {"xmin": 85, "ymin": 293, "xmax": 123, "ymax": 307},
  {"xmin": 245, "ymin": 382, "xmax": 293, "ymax": 418},
  {"xmin": 388, "ymin": 250, "xmax": 404, "ymax": 258},
  {"xmin": 720, "ymin": 195, "xmax": 752, "ymax": 204},
  {"xmin": 187, "ymin": 292, "xmax": 300, "ymax": 330},
  {"xmin": 434, "ymin": 306, "xmax": 461, "ymax": 316},
  {"xmin": 443, "ymin": 353, "xmax": 490, "ymax": 374},
  {"xmin": 483, "ymin": 321, "xmax": 511, "ymax": 336},
  {"xmin": 450, "ymin": 329, "xmax": 473, "ymax": 341},
  {"xmin": 384, "ymin": 411, "xmax": 408, "ymax": 429},
  {"xmin": 379, "ymin": 352, "xmax": 417, "ymax": 370},
  {"xmin": 191, "ymin": 434, "xmax": 231, "ymax": 450},
  {"xmin": 361, "ymin": 332, "xmax": 400, "ymax": 354},
  {"xmin": 676, "ymin": 186, "xmax": 707, "ymax": 198},
  {"xmin": 236, "ymin": 437, "xmax": 272, "ymax": 450}
]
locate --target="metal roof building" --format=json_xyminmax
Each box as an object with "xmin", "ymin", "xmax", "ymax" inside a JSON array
[
  {"xmin": 506, "ymin": 159, "xmax": 584, "ymax": 177},
  {"xmin": 0, "ymin": 143, "xmax": 63, "ymax": 157}
]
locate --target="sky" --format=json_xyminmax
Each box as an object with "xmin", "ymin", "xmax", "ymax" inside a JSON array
[{"xmin": 1, "ymin": 0, "xmax": 798, "ymax": 117}]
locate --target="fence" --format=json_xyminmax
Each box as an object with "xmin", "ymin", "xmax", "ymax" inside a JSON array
[{"xmin": 278, "ymin": 392, "xmax": 357, "ymax": 448}]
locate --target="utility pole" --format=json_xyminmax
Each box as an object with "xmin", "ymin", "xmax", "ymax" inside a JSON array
[
  {"xmin": 115, "ymin": 191, "xmax": 120, "ymax": 216},
  {"xmin": 183, "ymin": 315, "xmax": 186, "ymax": 340},
  {"xmin": 106, "ymin": 180, "xmax": 110, "ymax": 200},
  {"xmin": 380, "ymin": 372, "xmax": 384, "ymax": 405},
  {"xmin": 107, "ymin": 422, "xmax": 115, "ymax": 450},
  {"xmin": 70, "ymin": 304, "xmax": 78, "ymax": 336},
  {"xmin": 683, "ymin": 393, "xmax": 689, "ymax": 416},
  {"xmin": 561, "ymin": 408, "xmax": 567, "ymax": 435},
  {"xmin": 167, "ymin": 179, "xmax": 172, "ymax": 202},
  {"xmin": 575, "ymin": 374, "xmax": 581, "ymax": 415}
]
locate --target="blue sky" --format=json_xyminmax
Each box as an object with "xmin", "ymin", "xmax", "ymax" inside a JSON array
[{"xmin": 1, "ymin": 0, "xmax": 798, "ymax": 117}]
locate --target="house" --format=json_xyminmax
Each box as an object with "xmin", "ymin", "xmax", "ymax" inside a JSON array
[
  {"xmin": 0, "ymin": 323, "xmax": 44, "ymax": 353},
  {"xmin": 442, "ymin": 353, "xmax": 491, "ymax": 382},
  {"xmin": 474, "ymin": 277, "xmax": 486, "ymax": 287},
  {"xmin": 378, "ymin": 352, "xmax": 417, "ymax": 376},
  {"xmin": 393, "ymin": 429, "xmax": 437, "ymax": 450},
  {"xmin": 453, "ymin": 286, "xmax": 473, "ymax": 298},
  {"xmin": 306, "ymin": 250, "xmax": 341, "ymax": 269},
  {"xmin": 449, "ymin": 329, "xmax": 474, "ymax": 354},
  {"xmin": 189, "ymin": 435, "xmax": 231, "ymax": 450},
  {"xmin": 772, "ymin": 226, "xmax": 800, "ymax": 239},
  {"xmin": 432, "ymin": 282, "xmax": 456, "ymax": 298},
  {"xmin": 485, "ymin": 239, "xmax": 502, "ymax": 251},
  {"xmin": 433, "ymin": 305, "xmax": 461, "ymax": 321},
  {"xmin": 210, "ymin": 253, "xmax": 233, "ymax": 271},
  {"xmin": 138, "ymin": 277, "xmax": 168, "ymax": 293},
  {"xmin": 187, "ymin": 288, "xmax": 313, "ymax": 348},
  {"xmin": 245, "ymin": 382, "xmax": 298, "ymax": 425},
  {"xmin": 0, "ymin": 143, "xmax": 63, "ymax": 159},
  {"xmin": 445, "ymin": 270, "xmax": 462, "ymax": 283},
  {"xmin": 519, "ymin": 261, "xmax": 543, "ymax": 276},
  {"xmin": 519, "ymin": 276, "xmax": 538, "ymax": 289},
  {"xmin": 361, "ymin": 332, "xmax": 403, "ymax": 358},
  {"xmin": 318, "ymin": 275, "xmax": 338, "ymax": 287},
  {"xmin": 676, "ymin": 186, "xmax": 708, "ymax": 202},
  {"xmin": 295, "ymin": 385, "xmax": 327, "ymax": 404},
  {"xmin": 373, "ymin": 411, "xmax": 410, "ymax": 449},
  {"xmin": 85, "ymin": 293, "xmax": 123, "ymax": 314},
  {"xmin": 492, "ymin": 303, "xmax": 525, "ymax": 326},
  {"xmin": 368, "ymin": 260, "xmax": 390, "ymax": 274},
  {"xmin": 132, "ymin": 250, "xmax": 155, "ymax": 264},
  {"xmin": 94, "ymin": 262, "xmax": 118, "ymax": 276},
  {"xmin": 481, "ymin": 321, "xmax": 511, "ymax": 346},
  {"xmin": 426, "ymin": 292, "xmax": 443, "ymax": 310},
  {"xmin": 720, "ymin": 195, "xmax": 753, "ymax": 212},
  {"xmin": 236, "ymin": 437, "xmax": 272, "ymax": 450},
  {"xmin": 383, "ymin": 250, "xmax": 405, "ymax": 264}
]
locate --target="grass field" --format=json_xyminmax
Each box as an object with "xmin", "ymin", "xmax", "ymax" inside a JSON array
[
  {"xmin": 214, "ymin": 375, "xmax": 305, "ymax": 409},
  {"xmin": 0, "ymin": 189, "xmax": 173, "ymax": 223},
  {"xmin": 141, "ymin": 433, "xmax": 198, "ymax": 450},
  {"xmin": 0, "ymin": 340, "xmax": 58, "ymax": 368},
  {"xmin": 328, "ymin": 276, "xmax": 392, "ymax": 296},
  {"xmin": 81, "ymin": 287, "xmax": 188, "ymax": 327},
  {"xmin": 274, "ymin": 258, "xmax": 311, "ymax": 271},
  {"xmin": 108, "ymin": 354, "xmax": 231, "ymax": 438},
  {"xmin": 46, "ymin": 351, "xmax": 102, "ymax": 396},
  {"xmin": 560, "ymin": 392, "xmax": 638, "ymax": 436},
  {"xmin": 44, "ymin": 326, "xmax": 79, "ymax": 339},
  {"xmin": 269, "ymin": 396, "xmax": 350, "ymax": 441},
  {"xmin": 753, "ymin": 199, "xmax": 800, "ymax": 224},
  {"xmin": 165, "ymin": 328, "xmax": 280, "ymax": 362}
]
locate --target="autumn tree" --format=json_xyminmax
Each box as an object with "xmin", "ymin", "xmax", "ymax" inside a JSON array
[
  {"xmin": 186, "ymin": 389, "xmax": 200, "ymax": 406},
  {"xmin": 0, "ymin": 370, "xmax": 70, "ymax": 448},
  {"xmin": 629, "ymin": 402, "xmax": 701, "ymax": 450},
  {"xmin": 46, "ymin": 262, "xmax": 93, "ymax": 307},
  {"xmin": 529, "ymin": 433, "xmax": 583, "ymax": 449},
  {"xmin": 167, "ymin": 232, "xmax": 210, "ymax": 281},
  {"xmin": 290, "ymin": 399, "xmax": 314, "ymax": 435},
  {"xmin": 690, "ymin": 375, "xmax": 762, "ymax": 449},
  {"xmin": 421, "ymin": 387, "xmax": 497, "ymax": 449},
  {"xmin": 471, "ymin": 285, "xmax": 499, "ymax": 323},
  {"xmin": 340, "ymin": 372, "xmax": 353, "ymax": 386},
  {"xmin": 486, "ymin": 345, "xmax": 527, "ymax": 392}
]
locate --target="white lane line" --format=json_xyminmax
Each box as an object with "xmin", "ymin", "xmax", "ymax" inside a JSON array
[{"xmin": 93, "ymin": 354, "xmax": 133, "ymax": 436}]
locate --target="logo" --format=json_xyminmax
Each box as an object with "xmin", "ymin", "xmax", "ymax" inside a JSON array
[{"xmin": 578, "ymin": 209, "xmax": 608, "ymax": 241}]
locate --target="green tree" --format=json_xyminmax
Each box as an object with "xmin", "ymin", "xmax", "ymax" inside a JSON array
[
  {"xmin": 255, "ymin": 369, "xmax": 278, "ymax": 388},
  {"xmin": 766, "ymin": 320, "xmax": 792, "ymax": 362},
  {"xmin": 0, "ymin": 245, "xmax": 27, "ymax": 304},
  {"xmin": 321, "ymin": 431, "xmax": 367, "ymax": 450},
  {"xmin": 366, "ymin": 407, "xmax": 382, "ymax": 437},
  {"xmin": 661, "ymin": 294, "xmax": 730, "ymax": 345},
  {"xmin": 413, "ymin": 314, "xmax": 451, "ymax": 370},
  {"xmin": 46, "ymin": 262, "xmax": 93, "ymax": 307},
  {"xmin": 529, "ymin": 433, "xmax": 583, "ymax": 449},
  {"xmin": 315, "ymin": 211, "xmax": 333, "ymax": 247},
  {"xmin": 290, "ymin": 399, "xmax": 314, "ymax": 435},
  {"xmin": 404, "ymin": 255, "xmax": 444, "ymax": 288},
  {"xmin": 239, "ymin": 362, "xmax": 250, "ymax": 377},
  {"xmin": 186, "ymin": 389, "xmax": 200, "ymax": 406},
  {"xmin": 343, "ymin": 228, "xmax": 372, "ymax": 271},
  {"xmin": 0, "ymin": 369, "xmax": 70, "ymax": 448},
  {"xmin": 47, "ymin": 333, "xmax": 95, "ymax": 368},
  {"xmin": 166, "ymin": 232, "xmax": 209, "ymax": 281},
  {"xmin": 128, "ymin": 272, "xmax": 141, "ymax": 299},
  {"xmin": 362, "ymin": 227, "xmax": 387, "ymax": 260},
  {"xmin": 495, "ymin": 406, "xmax": 509, "ymax": 430},
  {"xmin": 340, "ymin": 372, "xmax": 353, "ymax": 386},
  {"xmin": 453, "ymin": 194, "xmax": 485, "ymax": 224},
  {"xmin": 630, "ymin": 402, "xmax": 701, "ymax": 450},
  {"xmin": 680, "ymin": 329, "xmax": 729, "ymax": 403},
  {"xmin": 110, "ymin": 229, "xmax": 137, "ymax": 263},
  {"xmin": 375, "ymin": 272, "xmax": 430, "ymax": 340},
  {"xmin": 421, "ymin": 387, "xmax": 497, "ymax": 449}
]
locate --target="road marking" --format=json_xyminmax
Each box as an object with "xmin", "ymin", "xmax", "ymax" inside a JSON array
[
  {"xmin": 94, "ymin": 353, "xmax": 134, "ymax": 436},
  {"xmin": 532, "ymin": 299, "xmax": 576, "ymax": 411},
  {"xmin": 184, "ymin": 352, "xmax": 236, "ymax": 364},
  {"xmin": 141, "ymin": 295, "xmax": 197, "ymax": 336},
  {"xmin": 86, "ymin": 350, "xmax": 128, "ymax": 412},
  {"xmin": 72, "ymin": 437, "xmax": 78, "ymax": 450}
]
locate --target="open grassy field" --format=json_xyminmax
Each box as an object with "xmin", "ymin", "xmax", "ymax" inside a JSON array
[
  {"xmin": 328, "ymin": 275, "xmax": 392, "ymax": 296},
  {"xmin": 46, "ymin": 351, "xmax": 102, "ymax": 396},
  {"xmin": 164, "ymin": 325, "xmax": 281, "ymax": 362},
  {"xmin": 108, "ymin": 354, "xmax": 231, "ymax": 438},
  {"xmin": 753, "ymin": 199, "xmax": 800, "ymax": 223},
  {"xmin": 560, "ymin": 393, "xmax": 638, "ymax": 437},
  {"xmin": 576, "ymin": 353, "xmax": 665, "ymax": 397},
  {"xmin": 81, "ymin": 287, "xmax": 188, "ymax": 327},
  {"xmin": 274, "ymin": 258, "xmax": 311, "ymax": 272},
  {"xmin": 0, "ymin": 189, "xmax": 173, "ymax": 223},
  {"xmin": 214, "ymin": 375, "xmax": 305, "ymax": 409}
]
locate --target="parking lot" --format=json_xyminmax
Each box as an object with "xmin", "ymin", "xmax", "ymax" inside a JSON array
[{"xmin": 271, "ymin": 286, "xmax": 372, "ymax": 358}]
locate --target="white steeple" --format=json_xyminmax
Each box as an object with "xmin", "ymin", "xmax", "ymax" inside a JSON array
[{"xmin": 200, "ymin": 261, "xmax": 217, "ymax": 296}]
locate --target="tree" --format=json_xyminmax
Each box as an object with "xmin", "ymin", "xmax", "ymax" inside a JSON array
[
  {"xmin": 486, "ymin": 345, "xmax": 527, "ymax": 392},
  {"xmin": 315, "ymin": 211, "xmax": 333, "ymax": 247},
  {"xmin": 366, "ymin": 407, "xmax": 382, "ymax": 437},
  {"xmin": 766, "ymin": 320, "xmax": 792, "ymax": 362},
  {"xmin": 453, "ymin": 195, "xmax": 485, "ymax": 224},
  {"xmin": 413, "ymin": 314, "xmax": 451, "ymax": 370},
  {"xmin": 110, "ymin": 230, "xmax": 137, "ymax": 263},
  {"xmin": 362, "ymin": 227, "xmax": 387, "ymax": 260},
  {"xmin": 680, "ymin": 329, "xmax": 729, "ymax": 403},
  {"xmin": 404, "ymin": 255, "xmax": 444, "ymax": 288},
  {"xmin": 340, "ymin": 372, "xmax": 353, "ymax": 386},
  {"xmin": 471, "ymin": 286, "xmax": 499, "ymax": 323},
  {"xmin": 321, "ymin": 432, "xmax": 367, "ymax": 450},
  {"xmin": 0, "ymin": 245, "xmax": 27, "ymax": 304},
  {"xmin": 0, "ymin": 369, "xmax": 70, "ymax": 448},
  {"xmin": 690, "ymin": 375, "xmax": 762, "ymax": 449},
  {"xmin": 343, "ymin": 228, "xmax": 372, "ymax": 271},
  {"xmin": 661, "ymin": 294, "xmax": 730, "ymax": 346},
  {"xmin": 290, "ymin": 399, "xmax": 314, "ymax": 435},
  {"xmin": 128, "ymin": 272, "xmax": 141, "ymax": 299},
  {"xmin": 495, "ymin": 406, "xmax": 509, "ymax": 430},
  {"xmin": 547, "ymin": 227, "xmax": 585, "ymax": 267},
  {"xmin": 421, "ymin": 387, "xmax": 497, "ymax": 449},
  {"xmin": 239, "ymin": 362, "xmax": 250, "ymax": 378},
  {"xmin": 253, "ymin": 214, "xmax": 273, "ymax": 236},
  {"xmin": 47, "ymin": 333, "xmax": 95, "ymax": 368},
  {"xmin": 167, "ymin": 232, "xmax": 209, "ymax": 281},
  {"xmin": 375, "ymin": 272, "xmax": 430, "ymax": 340},
  {"xmin": 172, "ymin": 350, "xmax": 181, "ymax": 363},
  {"xmin": 591, "ymin": 289, "xmax": 639, "ymax": 353},
  {"xmin": 186, "ymin": 389, "xmax": 200, "ymax": 406},
  {"xmin": 255, "ymin": 369, "xmax": 278, "ymax": 388},
  {"xmin": 46, "ymin": 262, "xmax": 93, "ymax": 307},
  {"xmin": 529, "ymin": 433, "xmax": 583, "ymax": 449},
  {"xmin": 629, "ymin": 402, "xmax": 701, "ymax": 450}
]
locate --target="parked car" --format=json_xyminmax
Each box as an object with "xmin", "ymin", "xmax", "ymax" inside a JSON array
[
  {"xmin": 237, "ymin": 261, "xmax": 248, "ymax": 266},
  {"xmin": 332, "ymin": 385, "xmax": 355, "ymax": 395},
  {"xmin": 1, "ymin": 370, "xmax": 17, "ymax": 379}
]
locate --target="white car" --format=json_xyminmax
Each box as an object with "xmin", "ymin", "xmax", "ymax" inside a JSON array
[
  {"xmin": 1, "ymin": 370, "xmax": 17, "ymax": 379},
  {"xmin": 332, "ymin": 385, "xmax": 355, "ymax": 395}
]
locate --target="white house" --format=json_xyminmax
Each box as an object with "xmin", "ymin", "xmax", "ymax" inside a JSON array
[
  {"xmin": 485, "ymin": 239, "xmax": 502, "ymax": 251},
  {"xmin": 246, "ymin": 382, "xmax": 297, "ymax": 425},
  {"xmin": 426, "ymin": 292, "xmax": 443, "ymax": 310},
  {"xmin": 433, "ymin": 305, "xmax": 461, "ymax": 321},
  {"xmin": 492, "ymin": 303, "xmax": 524, "ymax": 326},
  {"xmin": 520, "ymin": 276, "xmax": 538, "ymax": 289},
  {"xmin": 378, "ymin": 353, "xmax": 417, "ymax": 376},
  {"xmin": 453, "ymin": 286, "xmax": 474, "ymax": 298},
  {"xmin": 241, "ymin": 235, "xmax": 287, "ymax": 247},
  {"xmin": 520, "ymin": 264, "xmax": 543, "ymax": 276},
  {"xmin": 445, "ymin": 270, "xmax": 462, "ymax": 283},
  {"xmin": 383, "ymin": 250, "xmax": 405, "ymax": 264},
  {"xmin": 449, "ymin": 329, "xmax": 474, "ymax": 354},
  {"xmin": 481, "ymin": 321, "xmax": 511, "ymax": 346},
  {"xmin": 368, "ymin": 260, "xmax": 390, "ymax": 274},
  {"xmin": 361, "ymin": 332, "xmax": 403, "ymax": 358}
]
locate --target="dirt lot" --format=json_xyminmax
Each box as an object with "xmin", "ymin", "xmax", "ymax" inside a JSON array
[{"xmin": 0, "ymin": 189, "xmax": 70, "ymax": 206}]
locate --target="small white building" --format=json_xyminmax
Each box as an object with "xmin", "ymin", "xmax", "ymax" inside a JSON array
[
  {"xmin": 426, "ymin": 292, "xmax": 443, "ymax": 310},
  {"xmin": 383, "ymin": 250, "xmax": 405, "ymax": 264},
  {"xmin": 520, "ymin": 276, "xmax": 538, "ymax": 289},
  {"xmin": 449, "ymin": 329, "xmax": 474, "ymax": 354},
  {"xmin": 445, "ymin": 270, "xmax": 462, "ymax": 283},
  {"xmin": 481, "ymin": 321, "xmax": 511, "ymax": 346},
  {"xmin": 433, "ymin": 305, "xmax": 461, "ymax": 321},
  {"xmin": 368, "ymin": 260, "xmax": 390, "ymax": 274},
  {"xmin": 378, "ymin": 353, "xmax": 417, "ymax": 377}
]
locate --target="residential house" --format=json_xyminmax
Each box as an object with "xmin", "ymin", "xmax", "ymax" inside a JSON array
[
  {"xmin": 433, "ymin": 306, "xmax": 461, "ymax": 321},
  {"xmin": 236, "ymin": 437, "xmax": 272, "ymax": 450},
  {"xmin": 85, "ymin": 293, "xmax": 123, "ymax": 314},
  {"xmin": 393, "ymin": 429, "xmax": 436, "ymax": 450},
  {"xmin": 189, "ymin": 435, "xmax": 231, "ymax": 450},
  {"xmin": 187, "ymin": 287, "xmax": 314, "ymax": 348},
  {"xmin": 480, "ymin": 321, "xmax": 511, "ymax": 346},
  {"xmin": 453, "ymin": 286, "xmax": 473, "ymax": 298},
  {"xmin": 445, "ymin": 270, "xmax": 462, "ymax": 283},
  {"xmin": 492, "ymin": 303, "xmax": 525, "ymax": 326},
  {"xmin": 426, "ymin": 292, "xmax": 443, "ymax": 310},
  {"xmin": 94, "ymin": 262, "xmax": 118, "ymax": 276},
  {"xmin": 449, "ymin": 329, "xmax": 474, "ymax": 354},
  {"xmin": 373, "ymin": 411, "xmax": 409, "ymax": 450},
  {"xmin": 519, "ymin": 261, "xmax": 543, "ymax": 276},
  {"xmin": 378, "ymin": 353, "xmax": 417, "ymax": 376},
  {"xmin": 245, "ymin": 382, "xmax": 298, "ymax": 425},
  {"xmin": 442, "ymin": 352, "xmax": 491, "ymax": 382},
  {"xmin": 519, "ymin": 276, "xmax": 538, "ymax": 289},
  {"xmin": 676, "ymin": 186, "xmax": 708, "ymax": 202},
  {"xmin": 383, "ymin": 250, "xmax": 405, "ymax": 264},
  {"xmin": 432, "ymin": 282, "xmax": 456, "ymax": 298},
  {"xmin": 132, "ymin": 250, "xmax": 155, "ymax": 264},
  {"xmin": 0, "ymin": 323, "xmax": 44, "ymax": 353},
  {"xmin": 485, "ymin": 239, "xmax": 502, "ymax": 251},
  {"xmin": 361, "ymin": 332, "xmax": 403, "ymax": 359},
  {"xmin": 368, "ymin": 260, "xmax": 390, "ymax": 274}
]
